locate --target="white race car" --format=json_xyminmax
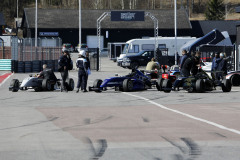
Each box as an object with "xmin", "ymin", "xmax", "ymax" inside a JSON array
[{"xmin": 9, "ymin": 75, "xmax": 74, "ymax": 92}]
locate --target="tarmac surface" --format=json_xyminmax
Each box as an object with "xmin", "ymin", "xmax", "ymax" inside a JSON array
[{"xmin": 0, "ymin": 57, "xmax": 240, "ymax": 160}]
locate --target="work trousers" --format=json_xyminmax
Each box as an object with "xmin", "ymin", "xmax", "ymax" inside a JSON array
[
  {"xmin": 77, "ymin": 70, "xmax": 87, "ymax": 91},
  {"xmin": 61, "ymin": 69, "xmax": 69, "ymax": 90}
]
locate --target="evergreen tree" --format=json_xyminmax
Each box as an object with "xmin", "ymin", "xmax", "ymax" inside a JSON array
[{"xmin": 205, "ymin": 0, "xmax": 225, "ymax": 20}]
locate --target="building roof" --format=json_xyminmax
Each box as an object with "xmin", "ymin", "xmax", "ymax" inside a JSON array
[
  {"xmin": 190, "ymin": 20, "xmax": 240, "ymax": 36},
  {"xmin": 0, "ymin": 12, "xmax": 5, "ymax": 26},
  {"xmin": 22, "ymin": 8, "xmax": 191, "ymax": 29}
]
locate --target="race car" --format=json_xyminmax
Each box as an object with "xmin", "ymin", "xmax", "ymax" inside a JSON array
[
  {"xmin": 89, "ymin": 69, "xmax": 151, "ymax": 92},
  {"xmin": 156, "ymin": 65, "xmax": 180, "ymax": 91},
  {"xmin": 9, "ymin": 75, "xmax": 74, "ymax": 92},
  {"xmin": 160, "ymin": 68, "xmax": 232, "ymax": 93}
]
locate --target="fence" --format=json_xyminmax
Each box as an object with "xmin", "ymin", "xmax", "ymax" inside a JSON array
[
  {"xmin": 0, "ymin": 46, "xmax": 11, "ymax": 59},
  {"xmin": 9, "ymin": 37, "xmax": 62, "ymax": 73}
]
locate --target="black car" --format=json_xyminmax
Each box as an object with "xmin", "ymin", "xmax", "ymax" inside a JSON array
[{"xmin": 122, "ymin": 50, "xmax": 154, "ymax": 69}]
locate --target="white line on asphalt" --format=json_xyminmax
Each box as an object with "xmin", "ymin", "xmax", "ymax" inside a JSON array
[
  {"xmin": 0, "ymin": 73, "xmax": 13, "ymax": 87},
  {"xmin": 123, "ymin": 92, "xmax": 240, "ymax": 135}
]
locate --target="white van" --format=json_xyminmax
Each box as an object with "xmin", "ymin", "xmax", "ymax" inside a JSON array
[{"xmin": 117, "ymin": 37, "xmax": 196, "ymax": 66}]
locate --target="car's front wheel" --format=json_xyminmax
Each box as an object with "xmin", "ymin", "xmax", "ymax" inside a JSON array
[
  {"xmin": 10, "ymin": 79, "xmax": 20, "ymax": 92},
  {"xmin": 66, "ymin": 78, "xmax": 74, "ymax": 91}
]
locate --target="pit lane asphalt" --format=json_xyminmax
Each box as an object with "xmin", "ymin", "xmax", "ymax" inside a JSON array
[{"xmin": 0, "ymin": 57, "xmax": 240, "ymax": 160}]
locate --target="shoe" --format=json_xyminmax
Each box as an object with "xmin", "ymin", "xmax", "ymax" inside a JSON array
[
  {"xmin": 82, "ymin": 90, "xmax": 88, "ymax": 92},
  {"xmin": 64, "ymin": 89, "xmax": 68, "ymax": 93},
  {"xmin": 76, "ymin": 89, "xmax": 79, "ymax": 93}
]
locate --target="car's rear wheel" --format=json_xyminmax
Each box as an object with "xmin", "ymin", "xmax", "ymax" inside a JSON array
[
  {"xmin": 156, "ymin": 78, "xmax": 164, "ymax": 91},
  {"xmin": 123, "ymin": 79, "xmax": 133, "ymax": 92},
  {"xmin": 162, "ymin": 79, "xmax": 172, "ymax": 93},
  {"xmin": 10, "ymin": 79, "xmax": 20, "ymax": 92},
  {"xmin": 222, "ymin": 79, "xmax": 232, "ymax": 92},
  {"xmin": 93, "ymin": 79, "xmax": 103, "ymax": 92},
  {"xmin": 42, "ymin": 79, "xmax": 52, "ymax": 91},
  {"xmin": 230, "ymin": 74, "xmax": 240, "ymax": 86},
  {"xmin": 196, "ymin": 79, "xmax": 205, "ymax": 93},
  {"xmin": 66, "ymin": 78, "xmax": 74, "ymax": 91}
]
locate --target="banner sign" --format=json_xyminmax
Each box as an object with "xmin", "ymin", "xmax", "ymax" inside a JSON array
[
  {"xmin": 39, "ymin": 32, "xmax": 59, "ymax": 36},
  {"xmin": 111, "ymin": 11, "xmax": 145, "ymax": 21}
]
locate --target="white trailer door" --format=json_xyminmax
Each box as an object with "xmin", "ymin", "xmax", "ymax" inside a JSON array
[{"xmin": 87, "ymin": 35, "xmax": 104, "ymax": 48}]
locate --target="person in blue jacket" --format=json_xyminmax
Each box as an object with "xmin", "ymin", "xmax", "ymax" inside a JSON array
[{"xmin": 211, "ymin": 52, "xmax": 222, "ymax": 80}]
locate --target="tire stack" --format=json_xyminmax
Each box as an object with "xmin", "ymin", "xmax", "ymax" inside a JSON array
[
  {"xmin": 47, "ymin": 60, "xmax": 55, "ymax": 70},
  {"xmin": 32, "ymin": 60, "xmax": 41, "ymax": 73},
  {"xmin": 11, "ymin": 60, "xmax": 18, "ymax": 73},
  {"xmin": 54, "ymin": 60, "xmax": 59, "ymax": 72},
  {"xmin": 17, "ymin": 61, "xmax": 25, "ymax": 73},
  {"xmin": 25, "ymin": 61, "xmax": 32, "ymax": 73}
]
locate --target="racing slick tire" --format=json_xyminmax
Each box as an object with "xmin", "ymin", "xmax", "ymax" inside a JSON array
[
  {"xmin": 10, "ymin": 79, "xmax": 20, "ymax": 92},
  {"xmin": 130, "ymin": 62, "xmax": 139, "ymax": 69},
  {"xmin": 162, "ymin": 79, "xmax": 172, "ymax": 93},
  {"xmin": 66, "ymin": 78, "xmax": 74, "ymax": 91},
  {"xmin": 196, "ymin": 79, "xmax": 205, "ymax": 93},
  {"xmin": 93, "ymin": 79, "xmax": 103, "ymax": 93},
  {"xmin": 156, "ymin": 78, "xmax": 163, "ymax": 91},
  {"xmin": 230, "ymin": 74, "xmax": 240, "ymax": 86},
  {"xmin": 222, "ymin": 79, "xmax": 232, "ymax": 92},
  {"xmin": 123, "ymin": 79, "xmax": 134, "ymax": 92},
  {"xmin": 42, "ymin": 79, "xmax": 52, "ymax": 91}
]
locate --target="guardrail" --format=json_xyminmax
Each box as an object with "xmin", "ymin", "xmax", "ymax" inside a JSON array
[{"xmin": 0, "ymin": 59, "xmax": 11, "ymax": 71}]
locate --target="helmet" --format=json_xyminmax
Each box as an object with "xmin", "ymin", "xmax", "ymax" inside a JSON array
[{"xmin": 79, "ymin": 50, "xmax": 86, "ymax": 57}]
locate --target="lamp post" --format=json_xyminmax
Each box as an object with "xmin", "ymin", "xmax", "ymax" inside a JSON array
[
  {"xmin": 174, "ymin": 0, "xmax": 177, "ymax": 65},
  {"xmin": 35, "ymin": 0, "xmax": 37, "ymax": 47},
  {"xmin": 79, "ymin": 0, "xmax": 81, "ymax": 48},
  {"xmin": 17, "ymin": 0, "xmax": 18, "ymax": 27}
]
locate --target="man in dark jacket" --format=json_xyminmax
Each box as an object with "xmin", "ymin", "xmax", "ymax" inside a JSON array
[
  {"xmin": 179, "ymin": 50, "xmax": 188, "ymax": 69},
  {"xmin": 181, "ymin": 51, "xmax": 201, "ymax": 77},
  {"xmin": 58, "ymin": 50, "xmax": 72, "ymax": 92},
  {"xmin": 38, "ymin": 64, "xmax": 57, "ymax": 81}
]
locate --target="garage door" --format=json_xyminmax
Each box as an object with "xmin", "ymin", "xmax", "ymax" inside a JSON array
[{"xmin": 87, "ymin": 35, "xmax": 104, "ymax": 48}]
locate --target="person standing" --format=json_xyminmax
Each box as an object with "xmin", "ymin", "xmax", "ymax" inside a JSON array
[
  {"xmin": 85, "ymin": 51, "xmax": 91, "ymax": 89},
  {"xmin": 181, "ymin": 51, "xmax": 201, "ymax": 77},
  {"xmin": 217, "ymin": 53, "xmax": 228, "ymax": 80},
  {"xmin": 179, "ymin": 50, "xmax": 189, "ymax": 74},
  {"xmin": 58, "ymin": 50, "xmax": 72, "ymax": 92},
  {"xmin": 76, "ymin": 50, "xmax": 88, "ymax": 93}
]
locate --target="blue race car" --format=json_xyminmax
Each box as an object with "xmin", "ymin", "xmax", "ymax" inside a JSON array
[{"xmin": 89, "ymin": 69, "xmax": 152, "ymax": 92}]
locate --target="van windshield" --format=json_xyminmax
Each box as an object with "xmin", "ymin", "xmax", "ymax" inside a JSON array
[{"xmin": 122, "ymin": 44, "xmax": 128, "ymax": 54}]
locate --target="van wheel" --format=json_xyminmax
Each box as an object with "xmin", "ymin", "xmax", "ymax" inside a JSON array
[{"xmin": 123, "ymin": 79, "xmax": 133, "ymax": 92}]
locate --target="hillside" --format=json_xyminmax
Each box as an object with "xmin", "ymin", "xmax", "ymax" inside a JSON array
[{"xmin": 0, "ymin": 0, "xmax": 240, "ymax": 27}]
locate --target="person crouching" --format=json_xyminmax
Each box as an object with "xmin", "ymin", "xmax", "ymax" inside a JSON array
[{"xmin": 76, "ymin": 50, "xmax": 88, "ymax": 93}]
